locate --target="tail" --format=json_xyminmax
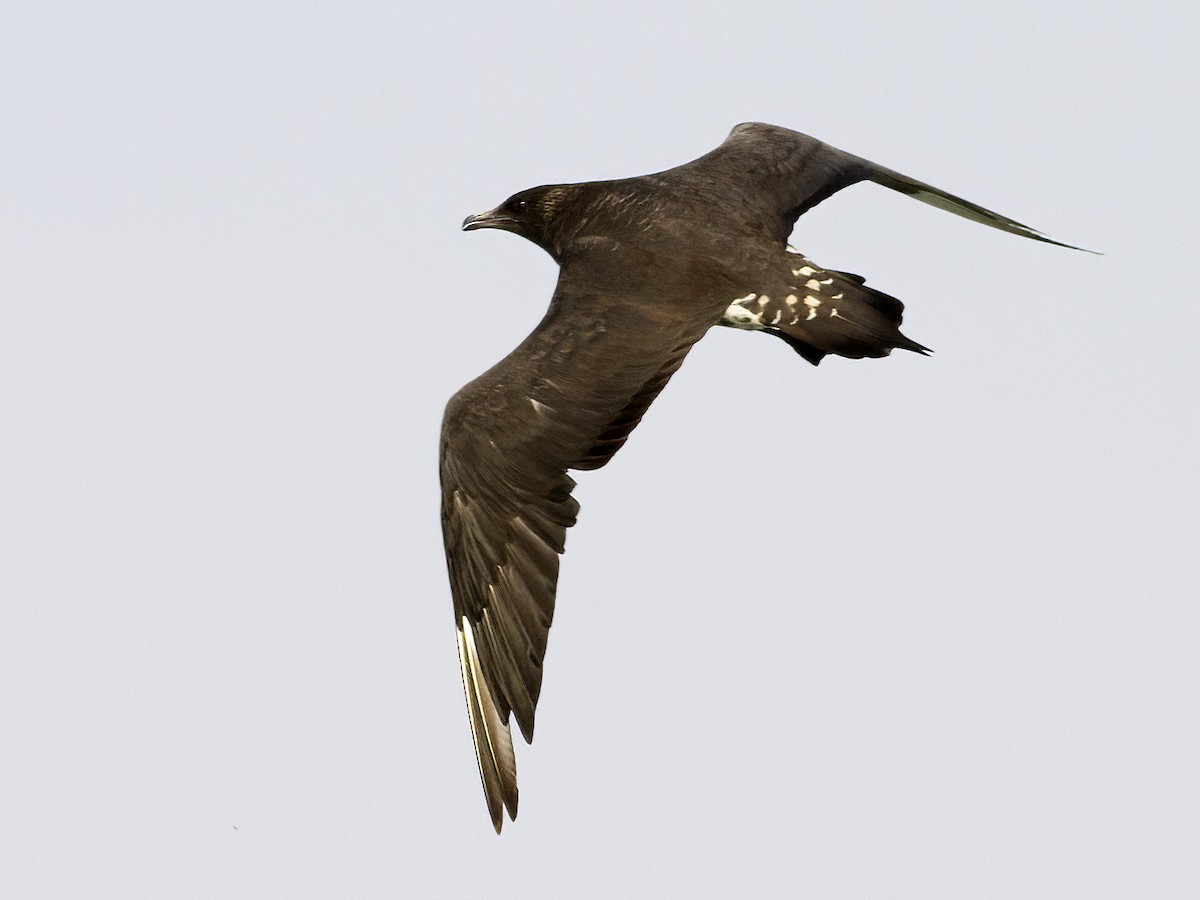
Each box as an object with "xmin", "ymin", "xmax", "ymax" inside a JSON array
[{"xmin": 767, "ymin": 252, "xmax": 931, "ymax": 365}]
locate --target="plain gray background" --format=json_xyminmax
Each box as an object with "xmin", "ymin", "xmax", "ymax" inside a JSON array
[{"xmin": 3, "ymin": 1, "xmax": 1196, "ymax": 897}]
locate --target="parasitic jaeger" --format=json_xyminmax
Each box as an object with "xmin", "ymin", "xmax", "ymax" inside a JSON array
[{"xmin": 441, "ymin": 122, "xmax": 1084, "ymax": 832}]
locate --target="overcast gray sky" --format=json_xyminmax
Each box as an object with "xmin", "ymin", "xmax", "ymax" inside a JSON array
[{"xmin": 2, "ymin": 1, "xmax": 1197, "ymax": 897}]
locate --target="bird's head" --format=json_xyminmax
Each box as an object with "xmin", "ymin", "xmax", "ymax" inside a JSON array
[{"xmin": 462, "ymin": 185, "xmax": 571, "ymax": 256}]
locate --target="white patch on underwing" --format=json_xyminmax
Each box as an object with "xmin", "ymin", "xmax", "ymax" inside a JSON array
[
  {"xmin": 785, "ymin": 294, "xmax": 798, "ymax": 306},
  {"xmin": 793, "ymin": 265, "xmax": 817, "ymax": 277},
  {"xmin": 806, "ymin": 309, "xmax": 817, "ymax": 320},
  {"xmin": 721, "ymin": 293, "xmax": 764, "ymax": 330},
  {"xmin": 806, "ymin": 279, "xmax": 822, "ymax": 291},
  {"xmin": 832, "ymin": 293, "xmax": 844, "ymax": 300},
  {"xmin": 804, "ymin": 295, "xmax": 821, "ymax": 308},
  {"xmin": 771, "ymin": 310, "xmax": 782, "ymax": 325}
]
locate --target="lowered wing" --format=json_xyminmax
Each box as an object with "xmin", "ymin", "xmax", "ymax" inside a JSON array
[{"xmin": 440, "ymin": 264, "xmax": 705, "ymax": 832}]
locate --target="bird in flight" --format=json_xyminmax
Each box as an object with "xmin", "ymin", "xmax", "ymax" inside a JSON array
[{"xmin": 441, "ymin": 122, "xmax": 1081, "ymax": 832}]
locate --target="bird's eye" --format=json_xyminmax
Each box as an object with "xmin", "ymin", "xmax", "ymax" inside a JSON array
[{"xmin": 509, "ymin": 198, "xmax": 529, "ymax": 214}]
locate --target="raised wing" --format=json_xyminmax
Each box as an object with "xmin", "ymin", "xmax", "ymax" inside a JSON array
[
  {"xmin": 440, "ymin": 267, "xmax": 703, "ymax": 832},
  {"xmin": 672, "ymin": 122, "xmax": 1088, "ymax": 250}
]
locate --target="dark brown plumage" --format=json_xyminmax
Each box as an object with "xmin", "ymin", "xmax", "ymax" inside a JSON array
[{"xmin": 442, "ymin": 123, "xmax": 1079, "ymax": 832}]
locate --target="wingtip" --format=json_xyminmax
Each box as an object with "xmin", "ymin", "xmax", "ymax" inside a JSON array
[
  {"xmin": 516, "ymin": 712, "xmax": 536, "ymax": 744},
  {"xmin": 866, "ymin": 169, "xmax": 1099, "ymax": 255},
  {"xmin": 457, "ymin": 617, "xmax": 521, "ymax": 835},
  {"xmin": 487, "ymin": 786, "xmax": 517, "ymax": 834},
  {"xmin": 1025, "ymin": 230, "xmax": 1102, "ymax": 255}
]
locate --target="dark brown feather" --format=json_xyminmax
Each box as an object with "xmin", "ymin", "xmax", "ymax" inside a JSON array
[{"xmin": 445, "ymin": 121, "xmax": 1082, "ymax": 831}]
